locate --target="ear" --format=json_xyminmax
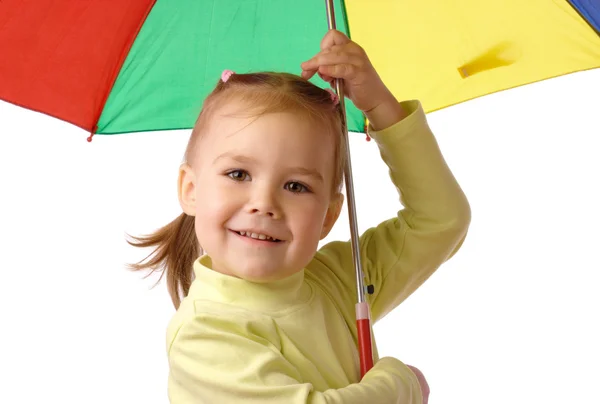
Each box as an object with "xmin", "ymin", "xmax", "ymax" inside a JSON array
[
  {"xmin": 178, "ymin": 163, "xmax": 197, "ymax": 216},
  {"xmin": 320, "ymin": 192, "xmax": 344, "ymax": 240}
]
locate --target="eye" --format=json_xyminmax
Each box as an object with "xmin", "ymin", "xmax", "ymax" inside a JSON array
[
  {"xmin": 285, "ymin": 181, "xmax": 310, "ymax": 193},
  {"xmin": 227, "ymin": 169, "xmax": 250, "ymax": 181}
]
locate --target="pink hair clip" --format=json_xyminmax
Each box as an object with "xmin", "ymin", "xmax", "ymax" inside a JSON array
[
  {"xmin": 221, "ymin": 69, "xmax": 235, "ymax": 82},
  {"xmin": 326, "ymin": 88, "xmax": 339, "ymax": 105}
]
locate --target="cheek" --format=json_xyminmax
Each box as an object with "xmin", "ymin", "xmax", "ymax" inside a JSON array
[
  {"xmin": 289, "ymin": 199, "xmax": 329, "ymax": 239},
  {"xmin": 194, "ymin": 177, "xmax": 239, "ymax": 225},
  {"xmin": 194, "ymin": 189, "xmax": 238, "ymax": 250}
]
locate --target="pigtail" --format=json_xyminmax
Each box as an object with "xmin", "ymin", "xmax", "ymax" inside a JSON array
[{"xmin": 126, "ymin": 213, "xmax": 200, "ymax": 309}]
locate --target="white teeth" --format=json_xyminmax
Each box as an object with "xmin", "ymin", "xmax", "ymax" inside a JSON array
[{"xmin": 237, "ymin": 231, "xmax": 277, "ymax": 241}]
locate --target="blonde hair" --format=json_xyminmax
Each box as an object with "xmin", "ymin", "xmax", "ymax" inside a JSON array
[{"xmin": 127, "ymin": 72, "xmax": 347, "ymax": 308}]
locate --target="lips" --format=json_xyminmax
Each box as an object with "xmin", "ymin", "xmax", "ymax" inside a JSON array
[{"xmin": 233, "ymin": 230, "xmax": 282, "ymax": 242}]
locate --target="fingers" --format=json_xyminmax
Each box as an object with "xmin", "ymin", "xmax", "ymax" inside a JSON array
[
  {"xmin": 317, "ymin": 63, "xmax": 358, "ymax": 80},
  {"xmin": 300, "ymin": 69, "xmax": 337, "ymax": 86},
  {"xmin": 302, "ymin": 49, "xmax": 360, "ymax": 70},
  {"xmin": 320, "ymin": 29, "xmax": 351, "ymax": 50},
  {"xmin": 300, "ymin": 69, "xmax": 317, "ymax": 80},
  {"xmin": 301, "ymin": 45, "xmax": 364, "ymax": 79},
  {"xmin": 301, "ymin": 31, "xmax": 365, "ymax": 84},
  {"xmin": 317, "ymin": 72, "xmax": 333, "ymax": 83}
]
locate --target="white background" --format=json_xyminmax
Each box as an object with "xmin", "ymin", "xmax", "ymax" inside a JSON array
[{"xmin": 1, "ymin": 69, "xmax": 599, "ymax": 403}]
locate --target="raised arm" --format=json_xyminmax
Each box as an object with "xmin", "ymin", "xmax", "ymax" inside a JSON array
[{"xmin": 362, "ymin": 99, "xmax": 471, "ymax": 321}]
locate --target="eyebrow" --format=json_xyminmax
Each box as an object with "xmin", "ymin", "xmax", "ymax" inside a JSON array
[
  {"xmin": 289, "ymin": 167, "xmax": 324, "ymax": 183},
  {"xmin": 214, "ymin": 152, "xmax": 324, "ymax": 183},
  {"xmin": 213, "ymin": 152, "xmax": 257, "ymax": 165}
]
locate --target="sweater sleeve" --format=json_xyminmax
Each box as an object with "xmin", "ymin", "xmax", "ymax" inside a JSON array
[
  {"xmin": 362, "ymin": 100, "xmax": 471, "ymax": 321},
  {"xmin": 167, "ymin": 308, "xmax": 422, "ymax": 404},
  {"xmin": 315, "ymin": 100, "xmax": 471, "ymax": 323}
]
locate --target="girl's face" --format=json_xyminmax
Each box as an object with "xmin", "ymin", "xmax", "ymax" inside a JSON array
[{"xmin": 178, "ymin": 102, "xmax": 343, "ymax": 282}]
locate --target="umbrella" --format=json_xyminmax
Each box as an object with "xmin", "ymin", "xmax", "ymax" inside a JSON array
[
  {"xmin": 1, "ymin": 0, "xmax": 599, "ymax": 378},
  {"xmin": 2, "ymin": 0, "xmax": 599, "ymax": 138}
]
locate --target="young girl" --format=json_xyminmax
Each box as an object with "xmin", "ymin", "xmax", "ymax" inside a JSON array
[{"xmin": 129, "ymin": 30, "xmax": 470, "ymax": 403}]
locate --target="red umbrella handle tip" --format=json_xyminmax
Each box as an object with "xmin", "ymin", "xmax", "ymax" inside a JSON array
[{"xmin": 356, "ymin": 302, "xmax": 373, "ymax": 377}]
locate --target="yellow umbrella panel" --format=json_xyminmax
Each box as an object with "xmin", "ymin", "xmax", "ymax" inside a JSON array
[{"xmin": 347, "ymin": 0, "xmax": 600, "ymax": 113}]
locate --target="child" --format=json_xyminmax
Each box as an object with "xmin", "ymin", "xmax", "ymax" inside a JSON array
[{"xmin": 129, "ymin": 30, "xmax": 470, "ymax": 403}]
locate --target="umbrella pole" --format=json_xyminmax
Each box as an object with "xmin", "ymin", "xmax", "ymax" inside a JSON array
[{"xmin": 324, "ymin": 0, "xmax": 373, "ymax": 379}]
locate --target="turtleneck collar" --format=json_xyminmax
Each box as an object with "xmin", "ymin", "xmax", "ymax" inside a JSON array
[{"xmin": 189, "ymin": 255, "xmax": 313, "ymax": 313}]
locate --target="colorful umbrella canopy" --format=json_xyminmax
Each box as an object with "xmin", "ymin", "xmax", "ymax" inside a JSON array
[{"xmin": 1, "ymin": 0, "xmax": 599, "ymax": 139}]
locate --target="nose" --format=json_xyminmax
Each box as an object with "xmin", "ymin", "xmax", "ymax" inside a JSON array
[{"xmin": 246, "ymin": 184, "xmax": 282, "ymax": 219}]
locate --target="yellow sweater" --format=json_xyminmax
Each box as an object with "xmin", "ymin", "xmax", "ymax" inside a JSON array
[{"xmin": 166, "ymin": 101, "xmax": 471, "ymax": 403}]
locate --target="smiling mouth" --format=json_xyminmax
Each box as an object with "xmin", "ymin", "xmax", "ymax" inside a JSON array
[{"xmin": 233, "ymin": 230, "xmax": 282, "ymax": 242}]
